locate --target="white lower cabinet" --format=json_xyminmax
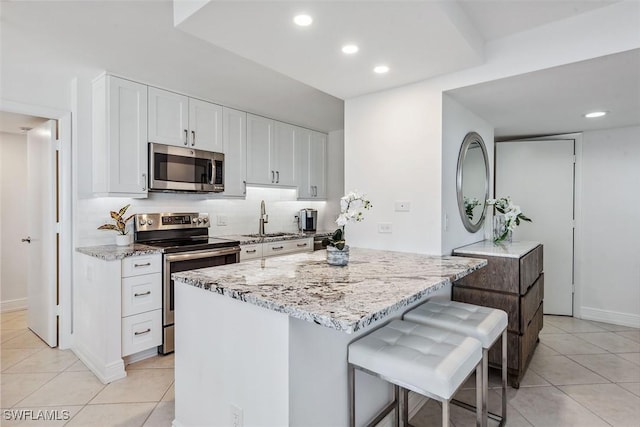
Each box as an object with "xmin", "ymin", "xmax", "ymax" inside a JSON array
[
  {"xmin": 240, "ymin": 237, "xmax": 313, "ymax": 262},
  {"xmin": 121, "ymin": 273, "xmax": 162, "ymax": 317},
  {"xmin": 121, "ymin": 309, "xmax": 162, "ymax": 357}
]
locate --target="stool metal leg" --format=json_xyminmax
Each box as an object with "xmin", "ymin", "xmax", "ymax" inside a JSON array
[
  {"xmin": 442, "ymin": 400, "xmax": 450, "ymax": 427},
  {"xmin": 348, "ymin": 363, "xmax": 355, "ymax": 427},
  {"xmin": 394, "ymin": 385, "xmax": 400, "ymax": 427},
  {"xmin": 476, "ymin": 362, "xmax": 483, "ymax": 427},
  {"xmin": 501, "ymin": 329, "xmax": 508, "ymax": 425},
  {"xmin": 402, "ymin": 388, "xmax": 409, "ymax": 426},
  {"xmin": 482, "ymin": 349, "xmax": 488, "ymax": 427}
]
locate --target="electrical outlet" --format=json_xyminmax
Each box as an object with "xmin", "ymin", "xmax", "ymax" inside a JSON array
[
  {"xmin": 230, "ymin": 404, "xmax": 243, "ymax": 427},
  {"xmin": 217, "ymin": 215, "xmax": 228, "ymax": 226},
  {"xmin": 378, "ymin": 222, "xmax": 392, "ymax": 233},
  {"xmin": 394, "ymin": 201, "xmax": 411, "ymax": 212}
]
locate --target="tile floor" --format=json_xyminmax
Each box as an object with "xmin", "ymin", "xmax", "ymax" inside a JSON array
[{"xmin": 1, "ymin": 310, "xmax": 639, "ymax": 426}]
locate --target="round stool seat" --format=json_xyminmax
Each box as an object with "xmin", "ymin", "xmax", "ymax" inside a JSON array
[
  {"xmin": 404, "ymin": 300, "xmax": 507, "ymax": 348},
  {"xmin": 348, "ymin": 319, "xmax": 482, "ymax": 400}
]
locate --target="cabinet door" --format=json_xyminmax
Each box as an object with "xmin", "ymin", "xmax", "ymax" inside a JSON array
[
  {"xmin": 148, "ymin": 87, "xmax": 189, "ymax": 147},
  {"xmin": 246, "ymin": 114, "xmax": 274, "ymax": 185},
  {"xmin": 189, "ymin": 98, "xmax": 223, "ymax": 152},
  {"xmin": 295, "ymin": 127, "xmax": 313, "ymax": 198},
  {"xmin": 222, "ymin": 107, "xmax": 247, "ymax": 197},
  {"xmin": 273, "ymin": 122, "xmax": 296, "ymax": 186},
  {"xmin": 309, "ymin": 131, "xmax": 327, "ymax": 199},
  {"xmin": 95, "ymin": 75, "xmax": 148, "ymax": 196}
]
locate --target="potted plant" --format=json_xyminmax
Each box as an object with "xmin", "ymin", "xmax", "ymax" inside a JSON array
[
  {"xmin": 98, "ymin": 204, "xmax": 135, "ymax": 246},
  {"xmin": 323, "ymin": 191, "xmax": 372, "ymax": 266},
  {"xmin": 486, "ymin": 197, "xmax": 532, "ymax": 243}
]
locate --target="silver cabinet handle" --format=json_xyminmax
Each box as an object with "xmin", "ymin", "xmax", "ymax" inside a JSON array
[
  {"xmin": 245, "ymin": 249, "xmax": 257, "ymax": 254},
  {"xmin": 272, "ymin": 246, "xmax": 284, "ymax": 251},
  {"xmin": 271, "ymin": 171, "xmax": 275, "ymax": 183},
  {"xmin": 142, "ymin": 173, "xmax": 147, "ymax": 191},
  {"xmin": 184, "ymin": 129, "xmax": 188, "ymax": 145},
  {"xmin": 276, "ymin": 171, "xmax": 280, "ymax": 183},
  {"xmin": 297, "ymin": 243, "xmax": 308, "ymax": 247},
  {"xmin": 134, "ymin": 262, "xmax": 151, "ymax": 268},
  {"xmin": 134, "ymin": 291, "xmax": 151, "ymax": 297},
  {"xmin": 21, "ymin": 237, "xmax": 32, "ymax": 243},
  {"xmin": 243, "ymin": 180, "xmax": 247, "ymax": 195},
  {"xmin": 191, "ymin": 130, "xmax": 196, "ymax": 146},
  {"xmin": 134, "ymin": 328, "xmax": 151, "ymax": 336}
]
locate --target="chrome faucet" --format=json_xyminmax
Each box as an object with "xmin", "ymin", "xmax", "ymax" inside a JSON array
[{"xmin": 259, "ymin": 200, "xmax": 269, "ymax": 236}]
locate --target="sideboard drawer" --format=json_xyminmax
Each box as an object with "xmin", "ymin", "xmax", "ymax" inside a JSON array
[
  {"xmin": 122, "ymin": 273, "xmax": 162, "ymax": 317},
  {"xmin": 520, "ymin": 273, "xmax": 544, "ymax": 330},
  {"xmin": 452, "ymin": 285, "xmax": 519, "ymax": 333},
  {"xmin": 121, "ymin": 309, "xmax": 162, "ymax": 357},
  {"xmin": 520, "ymin": 245, "xmax": 543, "ymax": 293}
]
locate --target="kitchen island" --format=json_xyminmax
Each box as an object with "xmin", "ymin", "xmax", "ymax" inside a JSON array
[{"xmin": 172, "ymin": 248, "xmax": 486, "ymax": 427}]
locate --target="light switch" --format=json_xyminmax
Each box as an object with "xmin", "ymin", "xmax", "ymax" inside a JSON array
[
  {"xmin": 395, "ymin": 201, "xmax": 411, "ymax": 212},
  {"xmin": 217, "ymin": 215, "xmax": 228, "ymax": 226}
]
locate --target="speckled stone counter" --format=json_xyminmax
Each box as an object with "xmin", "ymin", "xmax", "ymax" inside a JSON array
[
  {"xmin": 220, "ymin": 231, "xmax": 333, "ymax": 245},
  {"xmin": 453, "ymin": 240, "xmax": 541, "ymax": 259},
  {"xmin": 172, "ymin": 248, "xmax": 486, "ymax": 333},
  {"xmin": 76, "ymin": 244, "xmax": 162, "ymax": 261}
]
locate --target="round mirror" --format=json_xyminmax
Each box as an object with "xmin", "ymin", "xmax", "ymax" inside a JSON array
[{"xmin": 456, "ymin": 132, "xmax": 490, "ymax": 233}]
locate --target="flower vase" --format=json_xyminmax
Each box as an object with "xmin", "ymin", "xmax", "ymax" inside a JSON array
[
  {"xmin": 326, "ymin": 245, "xmax": 349, "ymax": 266},
  {"xmin": 492, "ymin": 215, "xmax": 512, "ymax": 244},
  {"xmin": 115, "ymin": 234, "xmax": 132, "ymax": 246}
]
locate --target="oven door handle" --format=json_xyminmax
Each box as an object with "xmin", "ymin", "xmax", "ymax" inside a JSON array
[
  {"xmin": 164, "ymin": 247, "xmax": 240, "ymax": 263},
  {"xmin": 208, "ymin": 160, "xmax": 214, "ymax": 185}
]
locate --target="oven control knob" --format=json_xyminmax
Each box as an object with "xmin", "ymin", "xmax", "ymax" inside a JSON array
[
  {"xmin": 197, "ymin": 218, "xmax": 203, "ymax": 224},
  {"xmin": 202, "ymin": 217, "xmax": 208, "ymax": 224},
  {"xmin": 192, "ymin": 218, "xmax": 198, "ymax": 224},
  {"xmin": 139, "ymin": 219, "xmax": 147, "ymax": 226},
  {"xmin": 147, "ymin": 219, "xmax": 154, "ymax": 226}
]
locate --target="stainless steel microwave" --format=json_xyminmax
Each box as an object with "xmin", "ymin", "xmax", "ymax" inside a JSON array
[{"xmin": 149, "ymin": 143, "xmax": 224, "ymax": 193}]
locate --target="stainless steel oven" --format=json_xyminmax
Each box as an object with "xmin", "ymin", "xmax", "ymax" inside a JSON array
[
  {"xmin": 135, "ymin": 213, "xmax": 240, "ymax": 354},
  {"xmin": 149, "ymin": 143, "xmax": 224, "ymax": 193}
]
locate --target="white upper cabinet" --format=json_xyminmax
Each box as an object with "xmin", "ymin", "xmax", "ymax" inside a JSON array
[
  {"xmin": 296, "ymin": 128, "xmax": 327, "ymax": 199},
  {"xmin": 222, "ymin": 107, "xmax": 247, "ymax": 197},
  {"xmin": 92, "ymin": 75, "xmax": 148, "ymax": 198},
  {"xmin": 148, "ymin": 87, "xmax": 222, "ymax": 152},
  {"xmin": 246, "ymin": 114, "xmax": 297, "ymax": 186}
]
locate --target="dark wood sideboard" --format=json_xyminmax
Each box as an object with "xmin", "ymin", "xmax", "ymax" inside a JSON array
[{"xmin": 452, "ymin": 242, "xmax": 544, "ymax": 388}]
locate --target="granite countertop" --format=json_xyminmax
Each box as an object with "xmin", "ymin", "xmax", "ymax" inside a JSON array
[
  {"xmin": 221, "ymin": 230, "xmax": 334, "ymax": 245},
  {"xmin": 172, "ymin": 248, "xmax": 487, "ymax": 333},
  {"xmin": 76, "ymin": 244, "xmax": 163, "ymax": 261},
  {"xmin": 453, "ymin": 240, "xmax": 541, "ymax": 259}
]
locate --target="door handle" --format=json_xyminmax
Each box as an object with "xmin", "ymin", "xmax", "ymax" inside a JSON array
[
  {"xmin": 245, "ymin": 249, "xmax": 257, "ymax": 254},
  {"xmin": 142, "ymin": 173, "xmax": 147, "ymax": 191},
  {"xmin": 134, "ymin": 328, "xmax": 151, "ymax": 336},
  {"xmin": 21, "ymin": 237, "xmax": 31, "ymax": 243},
  {"xmin": 271, "ymin": 171, "xmax": 275, "ymax": 183},
  {"xmin": 134, "ymin": 291, "xmax": 152, "ymax": 297},
  {"xmin": 243, "ymin": 180, "xmax": 246, "ymax": 195},
  {"xmin": 191, "ymin": 130, "xmax": 196, "ymax": 146},
  {"xmin": 276, "ymin": 171, "xmax": 280, "ymax": 183},
  {"xmin": 297, "ymin": 243, "xmax": 308, "ymax": 247},
  {"xmin": 184, "ymin": 129, "xmax": 188, "ymax": 146},
  {"xmin": 134, "ymin": 262, "xmax": 151, "ymax": 268},
  {"xmin": 272, "ymin": 246, "xmax": 284, "ymax": 251}
]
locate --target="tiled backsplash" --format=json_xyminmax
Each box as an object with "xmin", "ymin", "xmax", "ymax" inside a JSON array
[{"xmin": 76, "ymin": 187, "xmax": 336, "ymax": 247}]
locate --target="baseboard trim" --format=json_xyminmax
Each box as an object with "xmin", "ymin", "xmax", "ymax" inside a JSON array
[
  {"xmin": 1, "ymin": 298, "xmax": 27, "ymax": 313},
  {"xmin": 580, "ymin": 306, "xmax": 640, "ymax": 328},
  {"xmin": 123, "ymin": 347, "xmax": 159, "ymax": 366},
  {"xmin": 72, "ymin": 343, "xmax": 126, "ymax": 384}
]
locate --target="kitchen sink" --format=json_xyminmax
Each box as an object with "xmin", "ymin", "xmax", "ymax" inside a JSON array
[{"xmin": 241, "ymin": 232, "xmax": 295, "ymax": 238}]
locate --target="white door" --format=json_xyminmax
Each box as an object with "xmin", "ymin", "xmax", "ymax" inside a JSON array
[
  {"xmin": 246, "ymin": 114, "xmax": 274, "ymax": 185},
  {"xmin": 222, "ymin": 107, "xmax": 247, "ymax": 197},
  {"xmin": 496, "ymin": 139, "xmax": 575, "ymax": 315},
  {"xmin": 295, "ymin": 127, "xmax": 312, "ymax": 198},
  {"xmin": 26, "ymin": 120, "xmax": 58, "ymax": 346},
  {"xmin": 310, "ymin": 131, "xmax": 327, "ymax": 199},
  {"xmin": 189, "ymin": 99, "xmax": 223, "ymax": 152},
  {"xmin": 274, "ymin": 122, "xmax": 296, "ymax": 186},
  {"xmin": 148, "ymin": 87, "xmax": 189, "ymax": 147}
]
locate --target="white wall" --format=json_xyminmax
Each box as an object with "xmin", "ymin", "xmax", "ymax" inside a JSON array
[
  {"xmin": 0, "ymin": 132, "xmax": 28, "ymax": 311},
  {"xmin": 578, "ymin": 126, "xmax": 640, "ymax": 327},
  {"xmin": 441, "ymin": 95, "xmax": 494, "ymax": 254},
  {"xmin": 345, "ymin": 1, "xmax": 639, "ymax": 255}
]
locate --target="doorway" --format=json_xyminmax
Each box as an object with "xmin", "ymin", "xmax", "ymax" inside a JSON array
[
  {"xmin": 495, "ymin": 137, "xmax": 576, "ymax": 316},
  {"xmin": 0, "ymin": 104, "xmax": 72, "ymax": 349}
]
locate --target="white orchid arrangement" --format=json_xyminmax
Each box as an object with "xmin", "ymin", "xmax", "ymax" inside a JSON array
[
  {"xmin": 463, "ymin": 196, "xmax": 481, "ymax": 220},
  {"xmin": 323, "ymin": 190, "xmax": 372, "ymax": 250},
  {"xmin": 486, "ymin": 196, "xmax": 532, "ymax": 242}
]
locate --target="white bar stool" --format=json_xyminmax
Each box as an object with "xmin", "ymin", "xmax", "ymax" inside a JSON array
[
  {"xmin": 404, "ymin": 300, "xmax": 508, "ymax": 427},
  {"xmin": 348, "ymin": 319, "xmax": 483, "ymax": 427}
]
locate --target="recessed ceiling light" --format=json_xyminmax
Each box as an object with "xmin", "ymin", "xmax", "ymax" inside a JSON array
[
  {"xmin": 584, "ymin": 111, "xmax": 607, "ymax": 118},
  {"xmin": 342, "ymin": 44, "xmax": 359, "ymax": 54},
  {"xmin": 293, "ymin": 14, "xmax": 313, "ymax": 27},
  {"xmin": 374, "ymin": 65, "xmax": 390, "ymax": 74}
]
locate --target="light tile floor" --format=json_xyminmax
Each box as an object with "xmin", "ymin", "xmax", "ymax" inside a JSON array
[{"xmin": 2, "ymin": 310, "xmax": 639, "ymax": 426}]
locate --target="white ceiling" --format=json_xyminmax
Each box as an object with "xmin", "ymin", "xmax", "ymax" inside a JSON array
[
  {"xmin": 447, "ymin": 49, "xmax": 640, "ymax": 138},
  {"xmin": 176, "ymin": 0, "xmax": 618, "ymax": 99},
  {"xmin": 0, "ymin": 112, "xmax": 48, "ymax": 135}
]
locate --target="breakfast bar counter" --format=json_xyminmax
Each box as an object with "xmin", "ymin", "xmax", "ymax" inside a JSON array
[{"xmin": 172, "ymin": 248, "xmax": 486, "ymax": 427}]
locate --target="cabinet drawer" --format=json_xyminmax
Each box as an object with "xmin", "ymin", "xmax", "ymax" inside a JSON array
[
  {"xmin": 240, "ymin": 244, "xmax": 263, "ymax": 262},
  {"xmin": 453, "ymin": 255, "xmax": 520, "ymax": 294},
  {"xmin": 122, "ymin": 254, "xmax": 161, "ymax": 278},
  {"xmin": 122, "ymin": 309, "xmax": 162, "ymax": 357},
  {"xmin": 453, "ymin": 285, "xmax": 519, "ymax": 333},
  {"xmin": 520, "ymin": 273, "xmax": 544, "ymax": 331},
  {"xmin": 264, "ymin": 238, "xmax": 312, "ymax": 257},
  {"xmin": 520, "ymin": 245, "xmax": 543, "ymax": 293},
  {"xmin": 122, "ymin": 273, "xmax": 162, "ymax": 317}
]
